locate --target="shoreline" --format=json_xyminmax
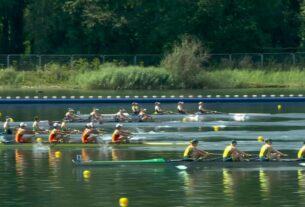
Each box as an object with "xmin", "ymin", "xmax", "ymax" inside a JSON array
[{"xmin": 1, "ymin": 64, "xmax": 305, "ymax": 90}]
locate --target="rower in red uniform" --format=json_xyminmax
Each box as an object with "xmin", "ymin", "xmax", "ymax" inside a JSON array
[
  {"xmin": 48, "ymin": 123, "xmax": 65, "ymax": 144},
  {"xmin": 111, "ymin": 124, "xmax": 131, "ymax": 143},
  {"xmin": 81, "ymin": 123, "xmax": 99, "ymax": 144},
  {"xmin": 15, "ymin": 123, "xmax": 34, "ymax": 143}
]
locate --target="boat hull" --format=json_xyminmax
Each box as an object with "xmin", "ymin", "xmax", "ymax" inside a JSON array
[{"xmin": 72, "ymin": 158, "xmax": 305, "ymax": 168}]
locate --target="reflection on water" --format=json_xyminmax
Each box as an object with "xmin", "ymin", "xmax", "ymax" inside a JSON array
[
  {"xmin": 298, "ymin": 170, "xmax": 305, "ymax": 194},
  {"xmin": 223, "ymin": 168, "xmax": 234, "ymax": 200},
  {"xmin": 3, "ymin": 148, "xmax": 305, "ymax": 206},
  {"xmin": 259, "ymin": 169, "xmax": 270, "ymax": 200},
  {"xmin": 15, "ymin": 149, "xmax": 25, "ymax": 177}
]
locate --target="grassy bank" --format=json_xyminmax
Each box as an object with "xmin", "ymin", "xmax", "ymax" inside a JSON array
[{"xmin": 1, "ymin": 64, "xmax": 305, "ymax": 89}]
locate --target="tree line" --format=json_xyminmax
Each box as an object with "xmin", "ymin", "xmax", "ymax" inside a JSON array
[{"xmin": 1, "ymin": 0, "xmax": 305, "ymax": 55}]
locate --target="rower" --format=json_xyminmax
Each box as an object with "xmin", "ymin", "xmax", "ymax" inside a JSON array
[
  {"xmin": 32, "ymin": 116, "xmax": 46, "ymax": 133},
  {"xmin": 198, "ymin": 102, "xmax": 209, "ymax": 114},
  {"xmin": 138, "ymin": 109, "xmax": 151, "ymax": 122},
  {"xmin": 183, "ymin": 139, "xmax": 210, "ymax": 160},
  {"xmin": 64, "ymin": 108, "xmax": 80, "ymax": 122},
  {"xmin": 259, "ymin": 139, "xmax": 287, "ymax": 161},
  {"xmin": 48, "ymin": 123, "xmax": 65, "ymax": 144},
  {"xmin": 60, "ymin": 120, "xmax": 69, "ymax": 132},
  {"xmin": 297, "ymin": 141, "xmax": 305, "ymax": 160},
  {"xmin": 114, "ymin": 108, "xmax": 129, "ymax": 122},
  {"xmin": 154, "ymin": 102, "xmax": 163, "ymax": 114},
  {"xmin": 112, "ymin": 124, "xmax": 132, "ymax": 143},
  {"xmin": 89, "ymin": 108, "xmax": 102, "ymax": 123},
  {"xmin": 131, "ymin": 102, "xmax": 141, "ymax": 115},
  {"xmin": 177, "ymin": 102, "xmax": 187, "ymax": 114},
  {"xmin": 15, "ymin": 123, "xmax": 34, "ymax": 143},
  {"xmin": 223, "ymin": 140, "xmax": 250, "ymax": 161},
  {"xmin": 81, "ymin": 123, "xmax": 99, "ymax": 144},
  {"xmin": 3, "ymin": 116, "xmax": 13, "ymax": 134}
]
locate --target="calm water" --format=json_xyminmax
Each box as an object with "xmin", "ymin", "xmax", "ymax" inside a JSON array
[
  {"xmin": 1, "ymin": 89, "xmax": 305, "ymax": 206},
  {"xmin": 1, "ymin": 148, "xmax": 305, "ymax": 207}
]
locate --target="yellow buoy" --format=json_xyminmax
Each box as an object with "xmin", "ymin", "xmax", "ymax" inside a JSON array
[
  {"xmin": 55, "ymin": 151, "xmax": 62, "ymax": 158},
  {"xmin": 83, "ymin": 170, "xmax": 91, "ymax": 179},
  {"xmin": 277, "ymin": 104, "xmax": 282, "ymax": 111},
  {"xmin": 36, "ymin": 137, "xmax": 43, "ymax": 143},
  {"xmin": 213, "ymin": 126, "xmax": 219, "ymax": 132},
  {"xmin": 119, "ymin": 197, "xmax": 129, "ymax": 207},
  {"xmin": 182, "ymin": 118, "xmax": 187, "ymax": 123},
  {"xmin": 0, "ymin": 112, "xmax": 2, "ymax": 117},
  {"xmin": 257, "ymin": 136, "xmax": 264, "ymax": 142}
]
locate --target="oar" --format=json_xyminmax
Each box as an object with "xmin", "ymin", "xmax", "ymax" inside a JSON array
[
  {"xmin": 175, "ymin": 157, "xmax": 205, "ymax": 170},
  {"xmin": 299, "ymin": 163, "xmax": 305, "ymax": 167}
]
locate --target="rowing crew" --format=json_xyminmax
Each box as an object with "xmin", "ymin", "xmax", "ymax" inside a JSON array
[
  {"xmin": 14, "ymin": 122, "xmax": 104, "ymax": 144},
  {"xmin": 61, "ymin": 101, "xmax": 217, "ymax": 123},
  {"xmin": 183, "ymin": 139, "xmax": 305, "ymax": 161}
]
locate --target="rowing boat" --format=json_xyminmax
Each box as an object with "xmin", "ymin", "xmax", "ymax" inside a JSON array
[
  {"xmin": 0, "ymin": 141, "xmax": 189, "ymax": 149},
  {"xmin": 72, "ymin": 157, "xmax": 305, "ymax": 168}
]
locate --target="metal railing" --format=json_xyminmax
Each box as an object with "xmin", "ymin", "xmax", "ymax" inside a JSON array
[{"xmin": 0, "ymin": 52, "xmax": 305, "ymax": 70}]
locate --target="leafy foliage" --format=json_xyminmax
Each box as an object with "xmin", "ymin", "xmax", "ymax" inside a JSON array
[
  {"xmin": 0, "ymin": 0, "xmax": 304, "ymax": 54},
  {"xmin": 161, "ymin": 35, "xmax": 209, "ymax": 88}
]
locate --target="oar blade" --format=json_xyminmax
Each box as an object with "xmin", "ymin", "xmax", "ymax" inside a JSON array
[
  {"xmin": 175, "ymin": 165, "xmax": 188, "ymax": 170},
  {"xmin": 299, "ymin": 163, "xmax": 305, "ymax": 167}
]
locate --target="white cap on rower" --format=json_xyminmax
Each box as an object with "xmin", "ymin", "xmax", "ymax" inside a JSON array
[
  {"xmin": 53, "ymin": 123, "xmax": 60, "ymax": 128},
  {"xmin": 20, "ymin": 122, "xmax": 27, "ymax": 127},
  {"xmin": 86, "ymin": 122, "xmax": 94, "ymax": 128},
  {"xmin": 116, "ymin": 123, "xmax": 123, "ymax": 128}
]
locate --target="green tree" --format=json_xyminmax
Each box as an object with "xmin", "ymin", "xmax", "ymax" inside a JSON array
[
  {"xmin": 0, "ymin": 0, "xmax": 25, "ymax": 53},
  {"xmin": 161, "ymin": 35, "xmax": 208, "ymax": 88}
]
